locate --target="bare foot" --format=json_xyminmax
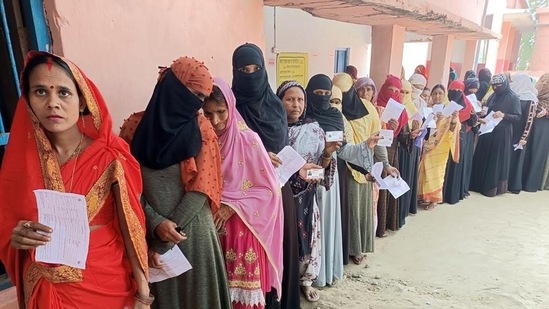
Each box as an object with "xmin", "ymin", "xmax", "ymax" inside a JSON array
[{"xmin": 301, "ymin": 285, "xmax": 320, "ymax": 302}]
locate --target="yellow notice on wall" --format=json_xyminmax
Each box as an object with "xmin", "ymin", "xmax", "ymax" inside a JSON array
[{"xmin": 276, "ymin": 53, "xmax": 308, "ymax": 87}]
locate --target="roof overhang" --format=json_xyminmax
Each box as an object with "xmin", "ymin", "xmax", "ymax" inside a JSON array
[
  {"xmin": 264, "ymin": 0, "xmax": 501, "ymax": 40},
  {"xmin": 502, "ymin": 9, "xmax": 535, "ymax": 32}
]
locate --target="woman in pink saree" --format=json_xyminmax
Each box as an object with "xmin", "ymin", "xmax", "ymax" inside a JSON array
[{"xmin": 202, "ymin": 77, "xmax": 284, "ymax": 308}]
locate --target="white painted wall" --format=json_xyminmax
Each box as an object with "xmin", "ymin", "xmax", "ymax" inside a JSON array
[
  {"xmin": 484, "ymin": 0, "xmax": 508, "ymax": 72},
  {"xmin": 402, "ymin": 42, "xmax": 430, "ymax": 80},
  {"xmin": 263, "ymin": 6, "xmax": 371, "ymax": 88}
]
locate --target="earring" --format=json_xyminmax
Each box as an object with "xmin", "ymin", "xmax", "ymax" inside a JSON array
[{"xmin": 80, "ymin": 111, "xmax": 85, "ymax": 128}]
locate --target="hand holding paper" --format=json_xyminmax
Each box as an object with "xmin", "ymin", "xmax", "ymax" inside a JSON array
[
  {"xmin": 274, "ymin": 146, "xmax": 306, "ymax": 187},
  {"xmin": 380, "ymin": 98, "xmax": 405, "ymax": 123},
  {"xmin": 377, "ymin": 129, "xmax": 394, "ymax": 147},
  {"xmin": 34, "ymin": 190, "xmax": 90, "ymax": 269},
  {"xmin": 149, "ymin": 246, "xmax": 192, "ymax": 283}
]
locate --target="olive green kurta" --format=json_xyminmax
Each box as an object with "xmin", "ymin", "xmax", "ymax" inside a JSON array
[{"xmin": 141, "ymin": 164, "xmax": 231, "ymax": 309}]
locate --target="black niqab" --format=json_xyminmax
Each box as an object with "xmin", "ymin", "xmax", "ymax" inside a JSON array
[
  {"xmin": 305, "ymin": 74, "xmax": 344, "ymax": 131},
  {"xmin": 341, "ymin": 86, "xmax": 369, "ymax": 121},
  {"xmin": 131, "ymin": 69, "xmax": 203, "ymax": 169},
  {"xmin": 232, "ymin": 43, "xmax": 288, "ymax": 153}
]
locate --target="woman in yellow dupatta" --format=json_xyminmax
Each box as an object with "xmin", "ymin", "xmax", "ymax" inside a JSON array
[{"xmin": 418, "ymin": 84, "xmax": 460, "ymax": 210}]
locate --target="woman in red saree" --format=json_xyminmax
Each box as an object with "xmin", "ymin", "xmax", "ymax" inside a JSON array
[{"xmin": 0, "ymin": 51, "xmax": 149, "ymax": 308}]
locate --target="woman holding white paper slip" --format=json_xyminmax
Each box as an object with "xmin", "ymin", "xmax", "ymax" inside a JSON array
[
  {"xmin": 443, "ymin": 81, "xmax": 475, "ymax": 204},
  {"xmin": 375, "ymin": 75, "xmax": 416, "ymax": 235},
  {"xmin": 128, "ymin": 57, "xmax": 231, "ymax": 308},
  {"xmin": 276, "ymin": 80, "xmax": 339, "ymax": 302},
  {"xmin": 334, "ymin": 74, "xmax": 394, "ymax": 262},
  {"xmin": 418, "ymin": 84, "xmax": 460, "ymax": 210},
  {"xmin": 303, "ymin": 74, "xmax": 346, "ymax": 288},
  {"xmin": 471, "ymin": 74, "xmax": 521, "ymax": 197},
  {"xmin": 0, "ymin": 52, "xmax": 150, "ymax": 308}
]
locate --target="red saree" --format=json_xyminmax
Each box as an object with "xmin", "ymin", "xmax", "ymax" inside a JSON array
[{"xmin": 0, "ymin": 51, "xmax": 148, "ymax": 308}]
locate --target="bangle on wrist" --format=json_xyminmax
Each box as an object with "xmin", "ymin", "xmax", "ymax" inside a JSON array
[{"xmin": 135, "ymin": 292, "xmax": 155, "ymax": 305}]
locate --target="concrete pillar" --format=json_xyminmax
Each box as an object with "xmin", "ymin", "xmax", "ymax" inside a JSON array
[
  {"xmin": 496, "ymin": 21, "xmax": 512, "ymax": 73},
  {"xmin": 531, "ymin": 7, "xmax": 549, "ymax": 73},
  {"xmin": 460, "ymin": 40, "xmax": 478, "ymax": 80},
  {"xmin": 509, "ymin": 31, "xmax": 522, "ymax": 71},
  {"xmin": 428, "ymin": 34, "xmax": 455, "ymax": 88},
  {"xmin": 370, "ymin": 25, "xmax": 405, "ymax": 87}
]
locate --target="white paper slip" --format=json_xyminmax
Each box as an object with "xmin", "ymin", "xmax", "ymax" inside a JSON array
[
  {"xmin": 411, "ymin": 111, "xmax": 423, "ymax": 122},
  {"xmin": 466, "ymin": 94, "xmax": 482, "ymax": 113},
  {"xmin": 274, "ymin": 146, "xmax": 306, "ymax": 187},
  {"xmin": 370, "ymin": 162, "xmax": 410, "ymax": 198},
  {"xmin": 442, "ymin": 101, "xmax": 464, "ymax": 117},
  {"xmin": 479, "ymin": 111, "xmax": 503, "ymax": 135},
  {"xmin": 325, "ymin": 131, "xmax": 344, "ymax": 142},
  {"xmin": 149, "ymin": 246, "xmax": 192, "ymax": 283},
  {"xmin": 432, "ymin": 104, "xmax": 444, "ymax": 114},
  {"xmin": 421, "ymin": 113, "xmax": 436, "ymax": 130},
  {"xmin": 422, "ymin": 107, "xmax": 433, "ymax": 118},
  {"xmin": 377, "ymin": 129, "xmax": 394, "ymax": 147},
  {"xmin": 34, "ymin": 190, "xmax": 90, "ymax": 269},
  {"xmin": 306, "ymin": 168, "xmax": 325, "ymax": 180},
  {"xmin": 383, "ymin": 175, "xmax": 411, "ymax": 199},
  {"xmin": 380, "ymin": 98, "xmax": 405, "ymax": 123},
  {"xmin": 371, "ymin": 162, "xmax": 387, "ymax": 189}
]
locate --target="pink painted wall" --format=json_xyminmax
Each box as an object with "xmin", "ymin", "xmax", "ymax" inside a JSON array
[
  {"xmin": 43, "ymin": 0, "xmax": 265, "ymax": 131},
  {"xmin": 531, "ymin": 8, "xmax": 549, "ymax": 73}
]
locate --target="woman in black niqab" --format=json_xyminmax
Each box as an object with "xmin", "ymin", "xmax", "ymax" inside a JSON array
[
  {"xmin": 470, "ymin": 74, "xmax": 521, "ymax": 197},
  {"xmin": 232, "ymin": 43, "xmax": 288, "ymax": 153}
]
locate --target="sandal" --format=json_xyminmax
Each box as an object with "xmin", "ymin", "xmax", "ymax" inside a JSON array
[
  {"xmin": 351, "ymin": 255, "xmax": 364, "ymax": 265},
  {"xmin": 301, "ymin": 285, "xmax": 320, "ymax": 302},
  {"xmin": 424, "ymin": 202, "xmax": 437, "ymax": 211}
]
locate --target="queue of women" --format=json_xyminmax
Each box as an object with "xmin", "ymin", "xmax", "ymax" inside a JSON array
[{"xmin": 0, "ymin": 45, "xmax": 548, "ymax": 309}]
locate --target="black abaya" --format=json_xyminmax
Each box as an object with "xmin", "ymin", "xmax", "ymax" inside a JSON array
[
  {"xmin": 522, "ymin": 116, "xmax": 549, "ymax": 192},
  {"xmin": 279, "ymin": 183, "xmax": 300, "ymax": 309},
  {"xmin": 508, "ymin": 100, "xmax": 536, "ymax": 193},
  {"xmin": 470, "ymin": 78, "xmax": 521, "ymax": 197}
]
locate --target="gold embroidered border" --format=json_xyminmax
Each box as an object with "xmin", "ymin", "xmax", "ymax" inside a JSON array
[
  {"xmin": 86, "ymin": 161, "xmax": 117, "ymax": 222},
  {"xmin": 65, "ymin": 59, "xmax": 102, "ymax": 131},
  {"xmin": 112, "ymin": 160, "xmax": 148, "ymax": 276},
  {"xmin": 228, "ymin": 279, "xmax": 261, "ymax": 290}
]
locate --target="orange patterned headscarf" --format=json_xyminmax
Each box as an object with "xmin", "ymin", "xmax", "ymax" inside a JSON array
[
  {"xmin": 171, "ymin": 56, "xmax": 213, "ymax": 96},
  {"xmin": 122, "ymin": 56, "xmax": 221, "ymax": 212}
]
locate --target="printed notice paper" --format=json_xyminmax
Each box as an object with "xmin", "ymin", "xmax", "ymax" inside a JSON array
[
  {"xmin": 380, "ymin": 98, "xmax": 405, "ymax": 123},
  {"xmin": 149, "ymin": 246, "xmax": 192, "ymax": 283},
  {"xmin": 34, "ymin": 189, "xmax": 90, "ymax": 269},
  {"xmin": 377, "ymin": 129, "xmax": 394, "ymax": 147},
  {"xmin": 275, "ymin": 146, "xmax": 306, "ymax": 187}
]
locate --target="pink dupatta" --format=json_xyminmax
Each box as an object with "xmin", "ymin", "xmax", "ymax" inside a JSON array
[{"xmin": 214, "ymin": 78, "xmax": 284, "ymax": 299}]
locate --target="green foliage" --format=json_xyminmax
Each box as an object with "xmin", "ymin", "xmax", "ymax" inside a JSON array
[{"xmin": 516, "ymin": 0, "xmax": 549, "ymax": 70}]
